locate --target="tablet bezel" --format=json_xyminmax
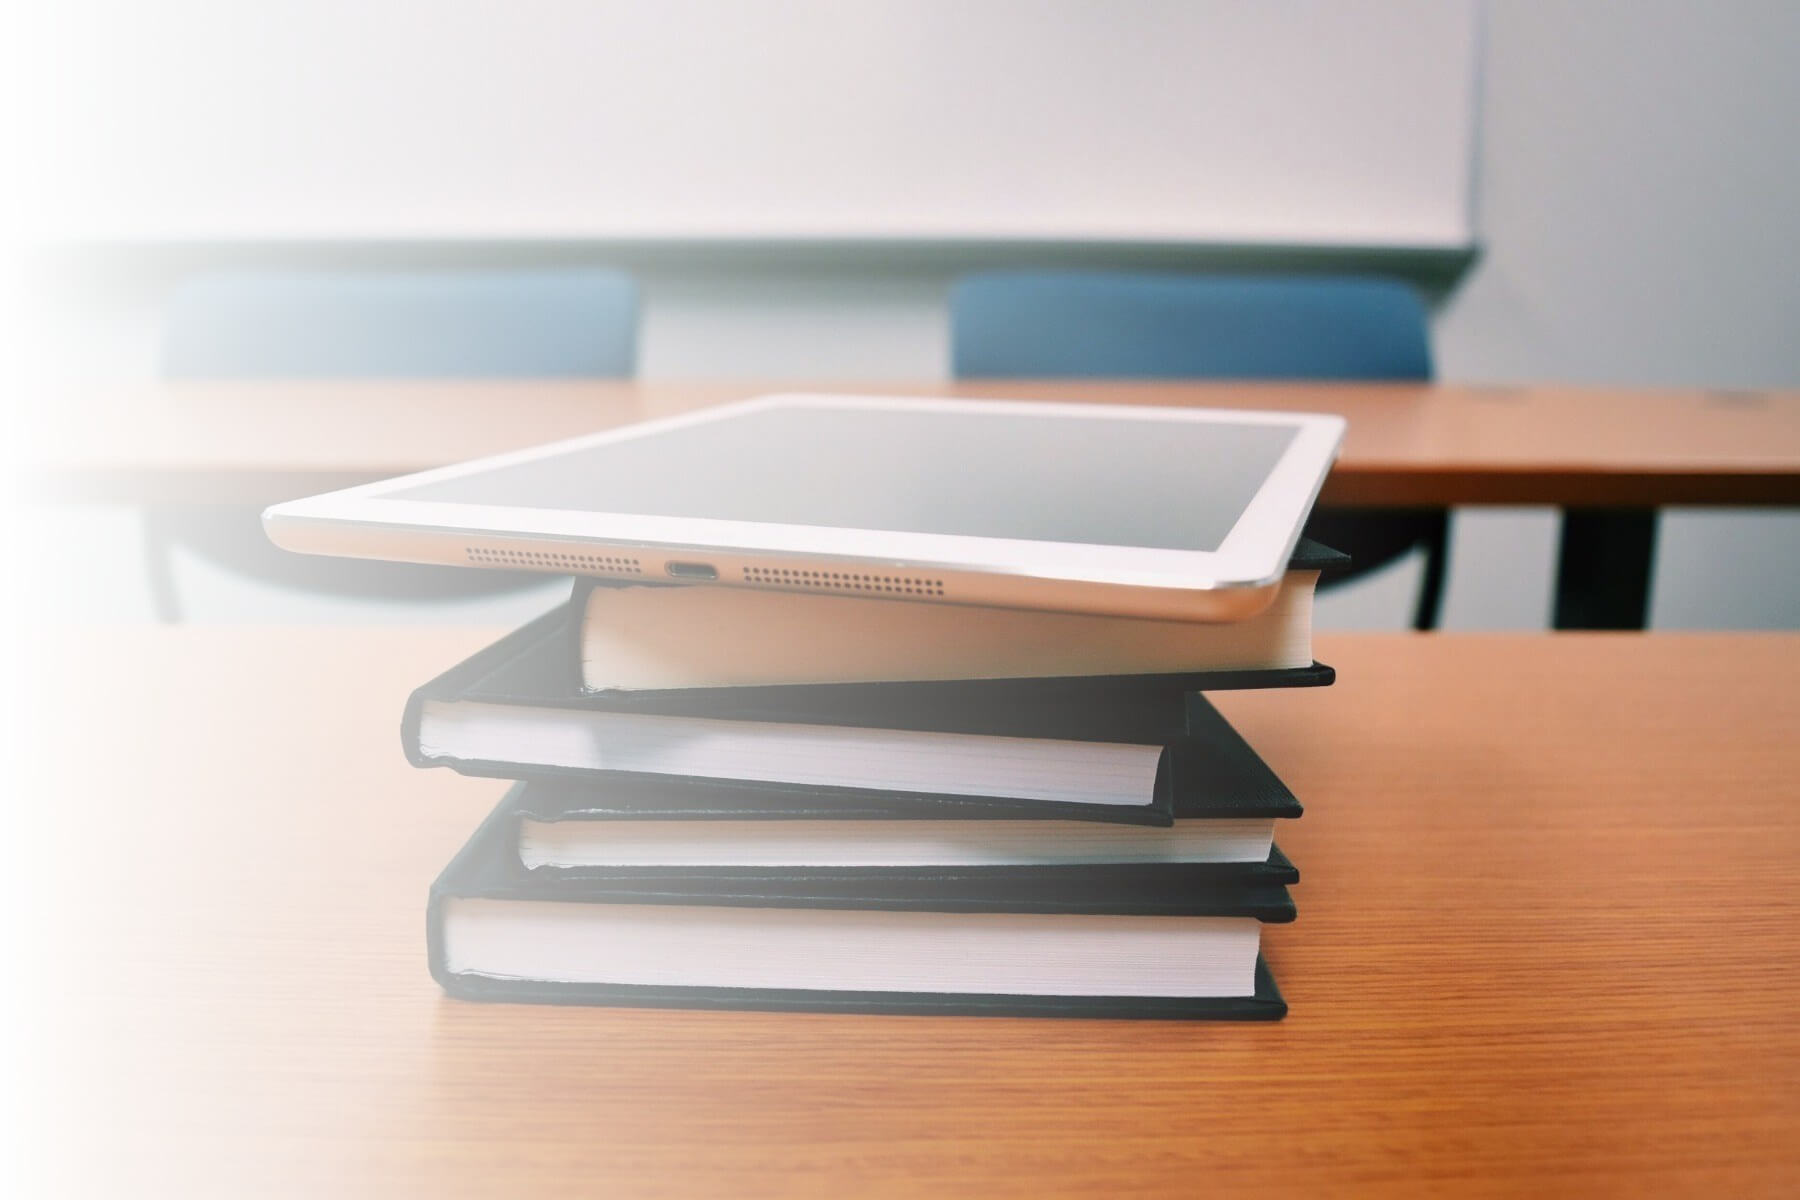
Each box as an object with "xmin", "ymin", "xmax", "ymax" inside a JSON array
[{"xmin": 265, "ymin": 394, "xmax": 1345, "ymax": 619}]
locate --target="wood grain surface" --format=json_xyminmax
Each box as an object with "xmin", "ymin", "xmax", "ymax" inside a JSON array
[
  {"xmin": 17, "ymin": 629, "xmax": 1800, "ymax": 1198},
  {"xmin": 28, "ymin": 379, "xmax": 1800, "ymax": 506}
]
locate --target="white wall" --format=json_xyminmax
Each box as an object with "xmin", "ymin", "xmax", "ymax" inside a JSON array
[
  {"xmin": 1437, "ymin": 0, "xmax": 1800, "ymax": 628},
  {"xmin": 40, "ymin": 0, "xmax": 1478, "ymax": 247}
]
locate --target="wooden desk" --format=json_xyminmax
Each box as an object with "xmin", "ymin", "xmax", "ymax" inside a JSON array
[
  {"xmin": 23, "ymin": 629, "xmax": 1800, "ymax": 1196},
  {"xmin": 35, "ymin": 379, "xmax": 1800, "ymax": 630},
  {"xmin": 32, "ymin": 379, "xmax": 1800, "ymax": 508}
]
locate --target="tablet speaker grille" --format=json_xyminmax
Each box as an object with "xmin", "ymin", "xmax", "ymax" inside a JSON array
[
  {"xmin": 466, "ymin": 547, "xmax": 642, "ymax": 574},
  {"xmin": 742, "ymin": 565, "xmax": 945, "ymax": 598}
]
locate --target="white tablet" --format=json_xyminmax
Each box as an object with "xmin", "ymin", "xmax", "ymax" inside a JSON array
[{"xmin": 264, "ymin": 394, "xmax": 1345, "ymax": 621}]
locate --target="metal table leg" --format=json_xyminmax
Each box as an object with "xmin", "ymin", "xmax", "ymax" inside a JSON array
[{"xmin": 1553, "ymin": 509, "xmax": 1659, "ymax": 629}]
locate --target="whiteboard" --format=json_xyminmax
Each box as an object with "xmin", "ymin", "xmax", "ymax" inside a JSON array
[{"xmin": 40, "ymin": 0, "xmax": 1480, "ymax": 247}]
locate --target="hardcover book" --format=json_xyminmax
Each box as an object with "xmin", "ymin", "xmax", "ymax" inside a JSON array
[
  {"xmin": 430, "ymin": 799, "xmax": 1293, "ymax": 1019},
  {"xmin": 572, "ymin": 539, "xmax": 1348, "ymax": 691},
  {"xmin": 502, "ymin": 686, "xmax": 1300, "ymax": 869},
  {"xmin": 499, "ymin": 782, "xmax": 1301, "ymax": 893},
  {"xmin": 404, "ymin": 604, "xmax": 1330, "ymax": 825}
]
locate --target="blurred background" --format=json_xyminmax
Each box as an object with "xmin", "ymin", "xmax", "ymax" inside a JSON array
[{"xmin": 14, "ymin": 0, "xmax": 1800, "ymax": 629}]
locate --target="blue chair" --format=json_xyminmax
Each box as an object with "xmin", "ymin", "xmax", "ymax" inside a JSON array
[
  {"xmin": 151, "ymin": 268, "xmax": 639, "ymax": 620},
  {"xmin": 950, "ymin": 270, "xmax": 1448, "ymax": 629}
]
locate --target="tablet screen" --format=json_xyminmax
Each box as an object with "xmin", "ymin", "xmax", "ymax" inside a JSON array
[{"xmin": 385, "ymin": 405, "xmax": 1297, "ymax": 553}]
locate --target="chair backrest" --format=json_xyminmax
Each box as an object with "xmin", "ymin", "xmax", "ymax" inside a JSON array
[
  {"xmin": 163, "ymin": 268, "xmax": 638, "ymax": 378},
  {"xmin": 949, "ymin": 271, "xmax": 1431, "ymax": 380}
]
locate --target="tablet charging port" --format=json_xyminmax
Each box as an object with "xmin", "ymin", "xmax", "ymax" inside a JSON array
[{"xmin": 665, "ymin": 561, "xmax": 719, "ymax": 580}]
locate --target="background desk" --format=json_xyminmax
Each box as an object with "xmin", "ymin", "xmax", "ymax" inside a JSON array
[
  {"xmin": 21, "ymin": 629, "xmax": 1800, "ymax": 1196},
  {"xmin": 33, "ymin": 379, "xmax": 1800, "ymax": 506},
  {"xmin": 32, "ymin": 380, "xmax": 1800, "ymax": 629}
]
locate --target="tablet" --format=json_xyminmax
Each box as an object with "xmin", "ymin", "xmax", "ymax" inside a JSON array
[{"xmin": 264, "ymin": 394, "xmax": 1344, "ymax": 621}]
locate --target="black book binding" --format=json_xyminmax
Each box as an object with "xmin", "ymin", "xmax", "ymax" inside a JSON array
[
  {"xmin": 499, "ymin": 779, "xmax": 1301, "ymax": 893},
  {"xmin": 428, "ymin": 797, "xmax": 1292, "ymax": 1020}
]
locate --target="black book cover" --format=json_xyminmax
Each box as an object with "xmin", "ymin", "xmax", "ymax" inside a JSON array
[
  {"xmin": 429, "ymin": 799, "xmax": 1291, "ymax": 1019},
  {"xmin": 498, "ymin": 685, "xmax": 1300, "ymax": 830},
  {"xmin": 501, "ymin": 780, "xmax": 1300, "ymax": 890},
  {"xmin": 1285, "ymin": 537, "xmax": 1353, "ymax": 574},
  {"xmin": 434, "ymin": 599, "xmax": 1333, "ymax": 735},
  {"xmin": 402, "ymin": 605, "xmax": 1327, "ymax": 826}
]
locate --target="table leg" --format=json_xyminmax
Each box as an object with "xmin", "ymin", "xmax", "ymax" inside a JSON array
[{"xmin": 1553, "ymin": 509, "xmax": 1659, "ymax": 629}]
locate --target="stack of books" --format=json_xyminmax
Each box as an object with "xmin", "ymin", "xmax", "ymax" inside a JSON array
[{"xmin": 413, "ymin": 541, "xmax": 1343, "ymax": 1019}]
